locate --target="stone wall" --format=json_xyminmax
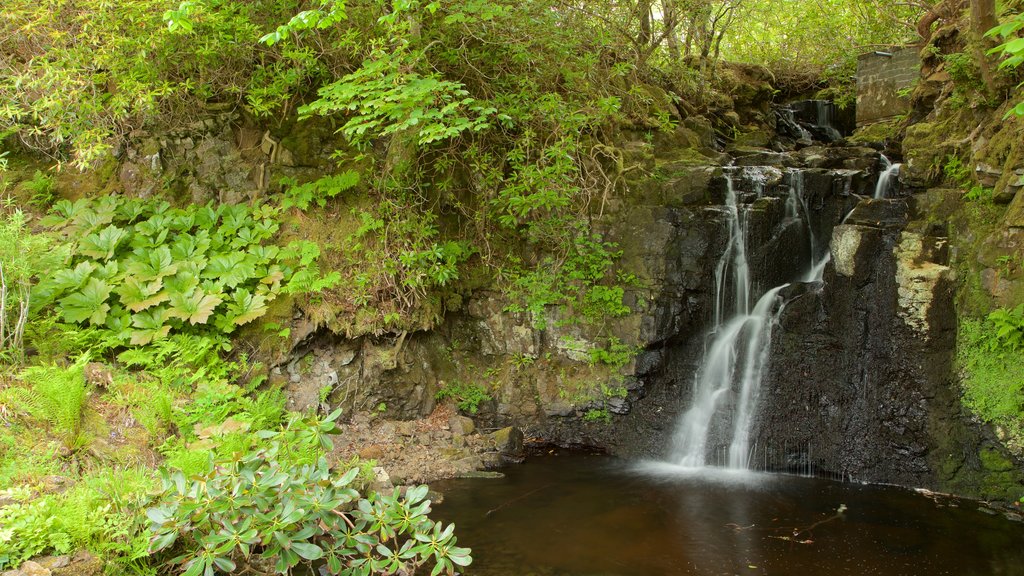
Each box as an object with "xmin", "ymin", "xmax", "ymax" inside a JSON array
[{"xmin": 856, "ymin": 47, "xmax": 921, "ymax": 127}]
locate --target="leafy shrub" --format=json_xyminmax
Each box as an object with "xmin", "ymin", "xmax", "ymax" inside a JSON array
[
  {"xmin": 942, "ymin": 154, "xmax": 971, "ymax": 185},
  {"xmin": 504, "ymin": 229, "xmax": 630, "ymax": 329},
  {"xmin": 435, "ymin": 381, "xmax": 492, "ymax": 415},
  {"xmin": 583, "ymin": 408, "xmax": 611, "ymax": 423},
  {"xmin": 337, "ymin": 198, "xmax": 475, "ymax": 324},
  {"xmin": 0, "ymin": 210, "xmax": 68, "ymax": 362},
  {"xmin": 147, "ymin": 410, "xmax": 471, "ymax": 576},
  {"xmin": 586, "ymin": 338, "xmax": 639, "ymax": 369},
  {"xmin": 986, "ymin": 13, "xmax": 1024, "ymax": 117},
  {"xmin": 23, "ymin": 170, "xmax": 56, "ymax": 209},
  {"xmin": 1, "ymin": 0, "xmax": 304, "ymax": 166},
  {"xmin": 280, "ymin": 170, "xmax": 361, "ymax": 210},
  {"xmin": 34, "ymin": 196, "xmax": 337, "ymax": 346}
]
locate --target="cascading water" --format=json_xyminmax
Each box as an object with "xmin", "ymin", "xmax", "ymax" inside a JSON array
[
  {"xmin": 671, "ymin": 168, "xmax": 792, "ymax": 469},
  {"xmin": 874, "ymin": 155, "xmax": 901, "ymax": 199},
  {"xmin": 671, "ymin": 166, "xmax": 830, "ymax": 470},
  {"xmin": 785, "ymin": 170, "xmax": 831, "ymax": 282},
  {"xmin": 814, "ymin": 101, "xmax": 843, "ymax": 142}
]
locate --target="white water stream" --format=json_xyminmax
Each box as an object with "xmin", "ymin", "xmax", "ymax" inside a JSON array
[
  {"xmin": 874, "ymin": 155, "xmax": 901, "ymax": 199},
  {"xmin": 671, "ymin": 169, "xmax": 793, "ymax": 469}
]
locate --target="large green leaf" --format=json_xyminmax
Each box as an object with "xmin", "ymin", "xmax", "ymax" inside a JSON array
[
  {"xmin": 116, "ymin": 276, "xmax": 169, "ymax": 312},
  {"xmin": 125, "ymin": 246, "xmax": 178, "ymax": 282},
  {"xmin": 166, "ymin": 288, "xmax": 223, "ymax": 325},
  {"xmin": 50, "ymin": 261, "xmax": 98, "ymax": 293},
  {"xmin": 227, "ymin": 289, "xmax": 269, "ymax": 326},
  {"xmin": 130, "ymin": 308, "xmax": 171, "ymax": 345},
  {"xmin": 59, "ymin": 277, "xmax": 112, "ymax": 326},
  {"xmin": 165, "ymin": 266, "xmax": 201, "ymax": 296},
  {"xmin": 203, "ymin": 253, "xmax": 255, "ymax": 288},
  {"xmin": 170, "ymin": 231, "xmax": 211, "ymax": 263},
  {"xmin": 79, "ymin": 224, "xmax": 128, "ymax": 260}
]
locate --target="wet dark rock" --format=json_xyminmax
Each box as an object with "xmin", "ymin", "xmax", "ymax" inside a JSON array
[
  {"xmin": 607, "ymin": 397, "xmax": 631, "ymax": 415},
  {"xmin": 492, "ymin": 427, "xmax": 525, "ymax": 460}
]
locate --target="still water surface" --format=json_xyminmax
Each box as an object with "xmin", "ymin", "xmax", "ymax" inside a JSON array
[{"xmin": 432, "ymin": 453, "xmax": 1024, "ymax": 576}]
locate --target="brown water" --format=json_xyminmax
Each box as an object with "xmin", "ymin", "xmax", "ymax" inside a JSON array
[{"xmin": 431, "ymin": 453, "xmax": 1024, "ymax": 576}]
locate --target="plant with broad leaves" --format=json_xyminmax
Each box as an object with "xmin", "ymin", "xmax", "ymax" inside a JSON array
[
  {"xmin": 147, "ymin": 410, "xmax": 471, "ymax": 576},
  {"xmin": 34, "ymin": 196, "xmax": 337, "ymax": 347}
]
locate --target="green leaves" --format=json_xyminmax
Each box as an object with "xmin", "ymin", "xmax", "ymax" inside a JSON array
[
  {"xmin": 225, "ymin": 289, "xmax": 267, "ymax": 326},
  {"xmin": 40, "ymin": 196, "xmax": 330, "ymax": 348},
  {"xmin": 986, "ymin": 13, "xmax": 1024, "ymax": 117},
  {"xmin": 167, "ymin": 289, "xmax": 223, "ymax": 325},
  {"xmin": 280, "ymin": 170, "xmax": 361, "ymax": 210},
  {"xmin": 131, "ymin": 308, "xmax": 172, "ymax": 346},
  {"xmin": 59, "ymin": 278, "xmax": 111, "ymax": 326},
  {"xmin": 299, "ymin": 49, "xmax": 494, "ymax": 148},
  {"xmin": 117, "ymin": 277, "xmax": 169, "ymax": 313},
  {"xmin": 147, "ymin": 413, "xmax": 470, "ymax": 576},
  {"xmin": 79, "ymin": 225, "xmax": 128, "ymax": 260},
  {"xmin": 987, "ymin": 304, "xmax": 1024, "ymax": 353}
]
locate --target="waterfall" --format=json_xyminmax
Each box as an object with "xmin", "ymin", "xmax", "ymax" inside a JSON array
[
  {"xmin": 726, "ymin": 284, "xmax": 789, "ymax": 468},
  {"xmin": 874, "ymin": 155, "xmax": 901, "ymax": 199},
  {"xmin": 786, "ymin": 170, "xmax": 828, "ymax": 282},
  {"xmin": 670, "ymin": 168, "xmax": 791, "ymax": 469},
  {"xmin": 814, "ymin": 101, "xmax": 843, "ymax": 142}
]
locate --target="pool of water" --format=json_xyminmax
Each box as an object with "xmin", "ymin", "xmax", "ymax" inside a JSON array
[{"xmin": 431, "ymin": 453, "xmax": 1024, "ymax": 576}]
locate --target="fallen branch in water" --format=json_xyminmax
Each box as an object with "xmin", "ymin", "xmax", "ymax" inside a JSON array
[{"xmin": 485, "ymin": 484, "xmax": 554, "ymax": 517}]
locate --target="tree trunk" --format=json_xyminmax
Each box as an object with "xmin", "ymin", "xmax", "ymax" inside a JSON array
[
  {"xmin": 971, "ymin": 0, "xmax": 997, "ymax": 94},
  {"xmin": 638, "ymin": 0, "xmax": 653, "ymax": 47},
  {"xmin": 664, "ymin": 0, "xmax": 681, "ymax": 61}
]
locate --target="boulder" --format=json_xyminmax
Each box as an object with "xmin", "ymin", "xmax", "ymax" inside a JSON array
[
  {"xmin": 491, "ymin": 427, "xmax": 525, "ymax": 459},
  {"xmin": 448, "ymin": 415, "xmax": 475, "ymax": 437}
]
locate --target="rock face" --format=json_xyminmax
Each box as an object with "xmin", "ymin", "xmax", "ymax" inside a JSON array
[{"xmin": 751, "ymin": 198, "xmax": 961, "ymax": 486}]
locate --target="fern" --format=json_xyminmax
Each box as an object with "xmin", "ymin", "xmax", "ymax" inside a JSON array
[
  {"xmin": 12, "ymin": 361, "xmax": 89, "ymax": 450},
  {"xmin": 116, "ymin": 333, "xmax": 236, "ymax": 390}
]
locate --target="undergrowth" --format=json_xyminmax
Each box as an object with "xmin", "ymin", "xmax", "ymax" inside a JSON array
[{"xmin": 958, "ymin": 313, "xmax": 1024, "ymax": 455}]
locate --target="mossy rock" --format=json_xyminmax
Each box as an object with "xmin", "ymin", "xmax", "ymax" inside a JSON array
[
  {"xmin": 980, "ymin": 446, "xmax": 1016, "ymax": 473},
  {"xmin": 849, "ymin": 119, "xmax": 903, "ymax": 146},
  {"xmin": 902, "ymin": 120, "xmax": 961, "ymax": 187}
]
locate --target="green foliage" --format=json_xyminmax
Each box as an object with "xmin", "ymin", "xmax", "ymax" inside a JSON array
[
  {"xmin": 35, "ymin": 196, "xmax": 333, "ymax": 346},
  {"xmin": 942, "ymin": 154, "xmax": 994, "ymax": 201},
  {"xmin": 435, "ymin": 381, "xmax": 492, "ymax": 415},
  {"xmin": 959, "ymin": 316, "xmax": 1024, "ymax": 454},
  {"xmin": 505, "ymin": 230, "xmax": 630, "ymax": 329},
  {"xmin": 583, "ymin": 408, "xmax": 611, "ymax": 423},
  {"xmin": 1, "ymin": 0, "xmax": 307, "ymax": 166},
  {"xmin": 281, "ymin": 170, "xmax": 361, "ymax": 210},
  {"xmin": 147, "ymin": 410, "xmax": 471, "ymax": 576},
  {"xmin": 943, "ymin": 154, "xmax": 972, "ymax": 184},
  {"xmin": 721, "ymin": 0, "xmax": 922, "ymax": 74},
  {"xmin": 23, "ymin": 170, "xmax": 56, "ymax": 209},
  {"xmin": 986, "ymin": 12, "xmax": 1024, "ymax": 117},
  {"xmin": 336, "ymin": 196, "xmax": 475, "ymax": 324},
  {"xmin": 7, "ymin": 360, "xmax": 89, "ymax": 451},
  {"xmin": 587, "ymin": 338, "xmax": 639, "ymax": 369},
  {"xmin": 0, "ymin": 468, "xmax": 154, "ymax": 571},
  {"xmin": 988, "ymin": 305, "xmax": 1024, "ymax": 352},
  {"xmin": 0, "ymin": 210, "xmax": 67, "ymax": 362},
  {"xmin": 300, "ymin": 50, "xmax": 498, "ymax": 149}
]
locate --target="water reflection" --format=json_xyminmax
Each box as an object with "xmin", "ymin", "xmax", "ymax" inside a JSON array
[{"xmin": 431, "ymin": 453, "xmax": 1024, "ymax": 576}]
